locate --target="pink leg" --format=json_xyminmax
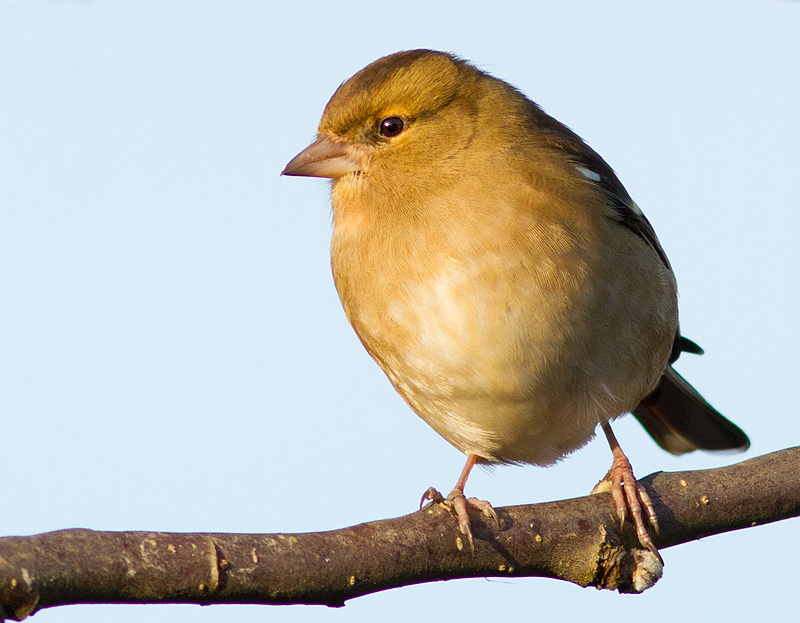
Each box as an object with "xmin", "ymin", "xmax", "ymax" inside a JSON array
[
  {"xmin": 593, "ymin": 422, "xmax": 662, "ymax": 563},
  {"xmin": 421, "ymin": 454, "xmax": 498, "ymax": 551}
]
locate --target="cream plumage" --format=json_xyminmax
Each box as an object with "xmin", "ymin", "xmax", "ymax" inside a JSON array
[{"xmin": 283, "ymin": 49, "xmax": 748, "ymax": 558}]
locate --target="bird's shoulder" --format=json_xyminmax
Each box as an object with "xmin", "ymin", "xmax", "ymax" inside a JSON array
[{"xmin": 502, "ymin": 97, "xmax": 672, "ymax": 270}]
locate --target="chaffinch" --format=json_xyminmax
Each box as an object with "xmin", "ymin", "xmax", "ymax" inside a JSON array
[{"xmin": 283, "ymin": 49, "xmax": 749, "ymax": 559}]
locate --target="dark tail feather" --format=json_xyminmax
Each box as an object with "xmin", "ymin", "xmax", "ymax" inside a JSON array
[{"xmin": 632, "ymin": 366, "xmax": 750, "ymax": 455}]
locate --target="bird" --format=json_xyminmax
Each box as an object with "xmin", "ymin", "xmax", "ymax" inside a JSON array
[{"xmin": 282, "ymin": 49, "xmax": 749, "ymax": 559}]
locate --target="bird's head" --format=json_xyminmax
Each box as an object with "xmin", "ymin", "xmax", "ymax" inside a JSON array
[{"xmin": 282, "ymin": 50, "xmax": 493, "ymax": 185}]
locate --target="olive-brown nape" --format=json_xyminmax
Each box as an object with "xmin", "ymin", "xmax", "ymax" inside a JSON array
[{"xmin": 318, "ymin": 49, "xmax": 478, "ymax": 137}]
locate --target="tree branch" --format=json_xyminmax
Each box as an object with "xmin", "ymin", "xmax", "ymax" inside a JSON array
[{"xmin": 1, "ymin": 447, "xmax": 799, "ymax": 621}]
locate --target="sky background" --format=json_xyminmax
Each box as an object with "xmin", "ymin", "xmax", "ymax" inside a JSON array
[{"xmin": 2, "ymin": 1, "xmax": 799, "ymax": 621}]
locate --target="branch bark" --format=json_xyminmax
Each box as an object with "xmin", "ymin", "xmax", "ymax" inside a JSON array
[{"xmin": 1, "ymin": 447, "xmax": 799, "ymax": 621}]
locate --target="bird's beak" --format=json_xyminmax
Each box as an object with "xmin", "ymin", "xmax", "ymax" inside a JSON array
[{"xmin": 281, "ymin": 135, "xmax": 363, "ymax": 179}]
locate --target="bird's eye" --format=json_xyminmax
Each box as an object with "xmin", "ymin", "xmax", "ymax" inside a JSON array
[{"xmin": 378, "ymin": 116, "xmax": 405, "ymax": 138}]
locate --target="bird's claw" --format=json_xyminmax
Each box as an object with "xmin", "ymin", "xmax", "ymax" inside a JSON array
[
  {"xmin": 463, "ymin": 495, "xmax": 500, "ymax": 529},
  {"xmin": 592, "ymin": 457, "xmax": 663, "ymax": 565},
  {"xmin": 420, "ymin": 486, "xmax": 445, "ymax": 508},
  {"xmin": 422, "ymin": 487, "xmax": 498, "ymax": 553}
]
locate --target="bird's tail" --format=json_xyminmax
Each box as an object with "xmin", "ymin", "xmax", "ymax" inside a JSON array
[{"xmin": 632, "ymin": 366, "xmax": 750, "ymax": 455}]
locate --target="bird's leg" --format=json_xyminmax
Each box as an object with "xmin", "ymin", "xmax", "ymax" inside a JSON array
[
  {"xmin": 446, "ymin": 454, "xmax": 498, "ymax": 543},
  {"xmin": 592, "ymin": 422, "xmax": 663, "ymax": 563},
  {"xmin": 421, "ymin": 454, "xmax": 498, "ymax": 551}
]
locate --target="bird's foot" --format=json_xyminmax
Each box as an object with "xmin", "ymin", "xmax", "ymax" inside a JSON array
[
  {"xmin": 592, "ymin": 455, "xmax": 662, "ymax": 565},
  {"xmin": 421, "ymin": 486, "xmax": 498, "ymax": 552}
]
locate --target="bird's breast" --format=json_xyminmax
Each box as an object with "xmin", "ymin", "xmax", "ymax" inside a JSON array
[
  {"xmin": 332, "ymin": 214, "xmax": 556, "ymax": 399},
  {"xmin": 328, "ymin": 183, "xmax": 677, "ymax": 464}
]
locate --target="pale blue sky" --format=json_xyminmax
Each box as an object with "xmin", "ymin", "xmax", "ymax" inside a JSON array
[{"xmin": 2, "ymin": 1, "xmax": 799, "ymax": 622}]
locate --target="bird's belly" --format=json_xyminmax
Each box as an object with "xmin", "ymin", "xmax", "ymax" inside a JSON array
[{"xmin": 340, "ymin": 250, "xmax": 672, "ymax": 465}]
